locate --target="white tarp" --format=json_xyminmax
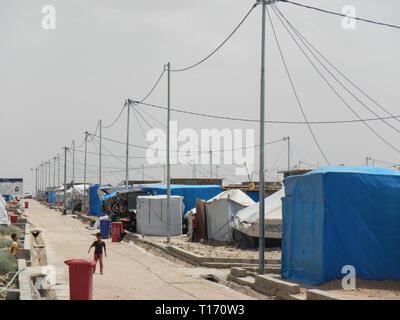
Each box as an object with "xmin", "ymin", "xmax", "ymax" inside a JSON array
[
  {"xmin": 205, "ymin": 189, "xmax": 255, "ymax": 242},
  {"xmin": 0, "ymin": 178, "xmax": 23, "ymax": 197},
  {"xmin": 232, "ymin": 187, "xmax": 284, "ymax": 239},
  {"xmin": 136, "ymin": 195, "xmax": 184, "ymax": 236},
  {"xmin": 0, "ymin": 197, "xmax": 10, "ymax": 225}
]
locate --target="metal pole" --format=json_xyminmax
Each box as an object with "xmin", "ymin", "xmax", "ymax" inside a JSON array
[
  {"xmin": 40, "ymin": 163, "xmax": 43, "ymax": 198},
  {"xmin": 72, "ymin": 140, "xmax": 75, "ymax": 188},
  {"xmin": 287, "ymin": 136, "xmax": 290, "ymax": 172},
  {"xmin": 366, "ymin": 157, "xmax": 369, "ymax": 166},
  {"xmin": 142, "ymin": 164, "xmax": 145, "ymax": 181},
  {"xmin": 35, "ymin": 167, "xmax": 38, "ymax": 198},
  {"xmin": 48, "ymin": 160, "xmax": 51, "ymax": 198},
  {"xmin": 63, "ymin": 147, "xmax": 68, "ymax": 210},
  {"xmin": 210, "ymin": 150, "xmax": 213, "ymax": 178},
  {"xmin": 44, "ymin": 161, "xmax": 47, "ymax": 198},
  {"xmin": 58, "ymin": 153, "xmax": 60, "ymax": 186},
  {"xmin": 83, "ymin": 131, "xmax": 88, "ymax": 214},
  {"xmin": 167, "ymin": 62, "xmax": 171, "ymax": 243},
  {"xmin": 258, "ymin": 0, "xmax": 267, "ymax": 274},
  {"xmin": 99, "ymin": 120, "xmax": 102, "ymax": 185},
  {"xmin": 125, "ymin": 101, "xmax": 130, "ymax": 190},
  {"xmin": 53, "ymin": 157, "xmax": 56, "ymax": 188}
]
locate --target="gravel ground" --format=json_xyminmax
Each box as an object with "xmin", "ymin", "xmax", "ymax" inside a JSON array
[{"xmin": 142, "ymin": 235, "xmax": 282, "ymax": 261}]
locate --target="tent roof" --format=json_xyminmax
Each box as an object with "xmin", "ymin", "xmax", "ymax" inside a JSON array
[
  {"xmin": 205, "ymin": 189, "xmax": 255, "ymax": 207},
  {"xmin": 304, "ymin": 166, "xmax": 400, "ymax": 176}
]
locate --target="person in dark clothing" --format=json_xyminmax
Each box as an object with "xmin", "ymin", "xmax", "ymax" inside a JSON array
[{"xmin": 88, "ymin": 232, "xmax": 107, "ymax": 274}]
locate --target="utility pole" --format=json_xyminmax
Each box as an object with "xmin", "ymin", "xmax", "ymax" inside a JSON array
[
  {"xmin": 366, "ymin": 157, "xmax": 369, "ymax": 166},
  {"xmin": 53, "ymin": 157, "xmax": 56, "ymax": 188},
  {"xmin": 209, "ymin": 150, "xmax": 213, "ymax": 178},
  {"xmin": 40, "ymin": 162, "xmax": 43, "ymax": 198},
  {"xmin": 125, "ymin": 100, "xmax": 130, "ymax": 190},
  {"xmin": 35, "ymin": 167, "xmax": 38, "ymax": 198},
  {"xmin": 167, "ymin": 62, "xmax": 171, "ymax": 243},
  {"xmin": 142, "ymin": 164, "xmax": 145, "ymax": 181},
  {"xmin": 216, "ymin": 165, "xmax": 219, "ymax": 178},
  {"xmin": 63, "ymin": 147, "xmax": 68, "ymax": 210},
  {"xmin": 48, "ymin": 160, "xmax": 51, "ymax": 199},
  {"xmin": 286, "ymin": 137, "xmax": 290, "ymax": 172},
  {"xmin": 58, "ymin": 153, "xmax": 60, "ymax": 186},
  {"xmin": 44, "ymin": 161, "xmax": 47, "ymax": 199},
  {"xmin": 72, "ymin": 140, "xmax": 75, "ymax": 189},
  {"xmin": 99, "ymin": 120, "xmax": 102, "ymax": 185},
  {"xmin": 83, "ymin": 131, "xmax": 88, "ymax": 214},
  {"xmin": 258, "ymin": 0, "xmax": 267, "ymax": 275}
]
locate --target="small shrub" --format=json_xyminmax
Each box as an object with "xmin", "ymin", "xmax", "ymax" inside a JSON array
[
  {"xmin": 0, "ymin": 251, "xmax": 17, "ymax": 275},
  {"xmin": 0, "ymin": 239, "xmax": 23, "ymax": 249},
  {"xmin": 0, "ymin": 225, "xmax": 22, "ymax": 237}
]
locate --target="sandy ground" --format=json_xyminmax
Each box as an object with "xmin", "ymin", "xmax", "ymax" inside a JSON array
[
  {"xmin": 25, "ymin": 200, "xmax": 254, "ymax": 300},
  {"xmin": 143, "ymin": 235, "xmax": 282, "ymax": 261}
]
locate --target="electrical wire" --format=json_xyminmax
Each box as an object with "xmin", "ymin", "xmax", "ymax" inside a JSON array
[
  {"xmin": 170, "ymin": 2, "xmax": 258, "ymax": 72},
  {"xmin": 102, "ymin": 103, "xmax": 127, "ymax": 129},
  {"xmin": 270, "ymin": 4, "xmax": 400, "ymax": 156},
  {"xmin": 135, "ymin": 101, "xmax": 400, "ymax": 125},
  {"xmin": 266, "ymin": 5, "xmax": 331, "ymax": 165},
  {"xmin": 273, "ymin": 3, "xmax": 400, "ymax": 126},
  {"xmin": 272, "ymin": 3, "xmax": 400, "ymax": 135},
  {"xmin": 278, "ymin": 0, "xmax": 400, "ymax": 30}
]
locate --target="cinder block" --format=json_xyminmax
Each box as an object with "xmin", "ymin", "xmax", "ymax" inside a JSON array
[
  {"xmin": 230, "ymin": 267, "xmax": 247, "ymax": 278},
  {"xmin": 306, "ymin": 289, "xmax": 340, "ymax": 300},
  {"xmin": 255, "ymin": 275, "xmax": 300, "ymax": 294},
  {"xmin": 6, "ymin": 289, "xmax": 20, "ymax": 300}
]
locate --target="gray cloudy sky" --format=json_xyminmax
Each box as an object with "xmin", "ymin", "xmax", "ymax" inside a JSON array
[{"xmin": 1, "ymin": 0, "xmax": 399, "ymax": 193}]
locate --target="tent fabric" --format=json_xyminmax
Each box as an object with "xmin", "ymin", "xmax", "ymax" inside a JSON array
[
  {"xmin": 232, "ymin": 187, "xmax": 284, "ymax": 240},
  {"xmin": 89, "ymin": 185, "xmax": 105, "ymax": 217},
  {"xmin": 0, "ymin": 198, "xmax": 10, "ymax": 225},
  {"xmin": 204, "ymin": 189, "xmax": 255, "ymax": 242},
  {"xmin": 281, "ymin": 166, "xmax": 400, "ymax": 285},
  {"xmin": 143, "ymin": 185, "xmax": 222, "ymax": 217},
  {"xmin": 136, "ymin": 195, "xmax": 184, "ymax": 236}
]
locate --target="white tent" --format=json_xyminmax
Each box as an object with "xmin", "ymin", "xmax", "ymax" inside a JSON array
[
  {"xmin": 205, "ymin": 189, "xmax": 255, "ymax": 242},
  {"xmin": 232, "ymin": 187, "xmax": 284, "ymax": 239},
  {"xmin": 136, "ymin": 195, "xmax": 184, "ymax": 236},
  {"xmin": 0, "ymin": 196, "xmax": 10, "ymax": 225}
]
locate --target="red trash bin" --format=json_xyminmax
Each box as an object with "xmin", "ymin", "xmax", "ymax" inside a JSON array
[
  {"xmin": 24, "ymin": 201, "xmax": 29, "ymax": 209},
  {"xmin": 9, "ymin": 214, "xmax": 18, "ymax": 224},
  {"xmin": 111, "ymin": 222, "xmax": 123, "ymax": 242},
  {"xmin": 64, "ymin": 259, "xmax": 97, "ymax": 300}
]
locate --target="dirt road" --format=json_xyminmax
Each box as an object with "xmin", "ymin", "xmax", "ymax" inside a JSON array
[{"xmin": 25, "ymin": 200, "xmax": 254, "ymax": 300}]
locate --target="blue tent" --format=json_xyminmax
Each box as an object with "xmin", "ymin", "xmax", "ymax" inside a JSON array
[
  {"xmin": 102, "ymin": 191, "xmax": 119, "ymax": 202},
  {"xmin": 89, "ymin": 185, "xmax": 106, "ymax": 217},
  {"xmin": 281, "ymin": 166, "xmax": 400, "ymax": 285},
  {"xmin": 143, "ymin": 185, "xmax": 222, "ymax": 216}
]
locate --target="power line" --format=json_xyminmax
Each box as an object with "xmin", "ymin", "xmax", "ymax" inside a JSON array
[
  {"xmin": 170, "ymin": 2, "xmax": 258, "ymax": 72},
  {"xmin": 135, "ymin": 101, "xmax": 400, "ymax": 125},
  {"xmin": 278, "ymin": 0, "xmax": 400, "ymax": 30},
  {"xmin": 270, "ymin": 4, "xmax": 400, "ymax": 156},
  {"xmin": 267, "ymin": 5, "xmax": 331, "ymax": 166},
  {"xmin": 102, "ymin": 104, "xmax": 127, "ymax": 129},
  {"xmin": 272, "ymin": 3, "xmax": 400, "ymax": 135}
]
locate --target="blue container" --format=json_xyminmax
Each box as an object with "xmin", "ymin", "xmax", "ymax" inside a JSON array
[{"xmin": 100, "ymin": 220, "xmax": 110, "ymax": 239}]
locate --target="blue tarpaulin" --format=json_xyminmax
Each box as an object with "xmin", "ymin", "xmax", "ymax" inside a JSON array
[
  {"xmin": 102, "ymin": 191, "xmax": 119, "ymax": 202},
  {"xmin": 89, "ymin": 185, "xmax": 106, "ymax": 217},
  {"xmin": 143, "ymin": 185, "xmax": 222, "ymax": 216},
  {"xmin": 281, "ymin": 166, "xmax": 400, "ymax": 285}
]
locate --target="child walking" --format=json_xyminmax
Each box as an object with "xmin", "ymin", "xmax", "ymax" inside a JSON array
[{"xmin": 88, "ymin": 232, "xmax": 107, "ymax": 274}]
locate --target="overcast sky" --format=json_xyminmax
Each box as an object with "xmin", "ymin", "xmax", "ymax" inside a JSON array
[{"xmin": 1, "ymin": 0, "xmax": 399, "ymax": 193}]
